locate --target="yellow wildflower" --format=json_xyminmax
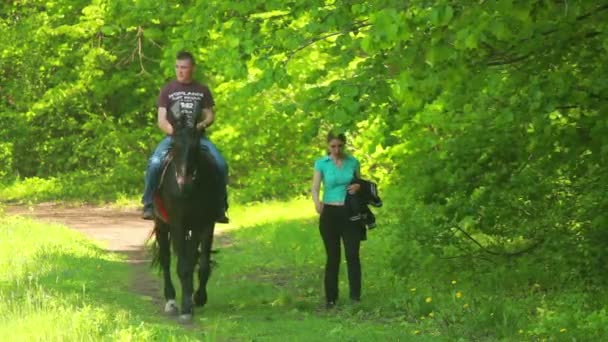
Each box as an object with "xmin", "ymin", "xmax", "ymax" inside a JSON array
[
  {"xmin": 428, "ymin": 312, "xmax": 434, "ymax": 317},
  {"xmin": 456, "ymin": 291, "xmax": 462, "ymax": 299},
  {"xmin": 425, "ymin": 297, "xmax": 432, "ymax": 303},
  {"xmin": 451, "ymin": 280, "xmax": 457, "ymax": 285},
  {"xmin": 560, "ymin": 328, "xmax": 567, "ymax": 333}
]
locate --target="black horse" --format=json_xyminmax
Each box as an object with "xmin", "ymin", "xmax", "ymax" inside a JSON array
[{"xmin": 149, "ymin": 117, "xmax": 221, "ymax": 323}]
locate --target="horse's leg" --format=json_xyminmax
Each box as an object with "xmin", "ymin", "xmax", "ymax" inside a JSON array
[
  {"xmin": 156, "ymin": 223, "xmax": 177, "ymax": 315},
  {"xmin": 194, "ymin": 223, "xmax": 215, "ymax": 307},
  {"xmin": 175, "ymin": 227, "xmax": 198, "ymax": 322}
]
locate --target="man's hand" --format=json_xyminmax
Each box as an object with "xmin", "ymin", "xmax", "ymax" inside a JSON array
[
  {"xmin": 196, "ymin": 121, "xmax": 208, "ymax": 131},
  {"xmin": 198, "ymin": 107, "xmax": 215, "ymax": 131}
]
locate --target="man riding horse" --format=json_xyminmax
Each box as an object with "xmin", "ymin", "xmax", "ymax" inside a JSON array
[
  {"xmin": 141, "ymin": 51, "xmax": 228, "ymax": 223},
  {"xmin": 142, "ymin": 51, "xmax": 226, "ymax": 322}
]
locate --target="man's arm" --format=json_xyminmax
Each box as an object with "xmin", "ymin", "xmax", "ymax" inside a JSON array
[
  {"xmin": 157, "ymin": 107, "xmax": 173, "ymax": 135},
  {"xmin": 197, "ymin": 107, "xmax": 215, "ymax": 131}
]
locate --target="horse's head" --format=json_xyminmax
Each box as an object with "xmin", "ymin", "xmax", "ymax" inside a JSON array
[{"xmin": 171, "ymin": 118, "xmax": 201, "ymax": 191}]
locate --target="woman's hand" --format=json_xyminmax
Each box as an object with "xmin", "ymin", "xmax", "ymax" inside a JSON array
[
  {"xmin": 315, "ymin": 202, "xmax": 324, "ymax": 215},
  {"xmin": 347, "ymin": 183, "xmax": 361, "ymax": 195}
]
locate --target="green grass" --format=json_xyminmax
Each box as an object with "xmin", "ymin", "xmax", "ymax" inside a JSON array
[
  {"xmin": 169, "ymin": 199, "xmax": 608, "ymax": 341},
  {"xmin": 196, "ymin": 198, "xmax": 427, "ymax": 341},
  {"xmin": 2, "ymin": 198, "xmax": 608, "ymax": 341},
  {"xmin": 0, "ymin": 215, "xmax": 207, "ymax": 341},
  {"xmin": 0, "ymin": 172, "xmax": 140, "ymax": 205},
  {"xmin": 0, "ymin": 199, "xmax": 430, "ymax": 341}
]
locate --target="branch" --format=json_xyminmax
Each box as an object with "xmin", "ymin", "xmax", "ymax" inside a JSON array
[
  {"xmin": 454, "ymin": 226, "xmax": 501, "ymax": 255},
  {"xmin": 539, "ymin": 4, "xmax": 608, "ymax": 37},
  {"xmin": 485, "ymin": 29, "xmax": 600, "ymax": 67},
  {"xmin": 555, "ymin": 105, "xmax": 579, "ymax": 110},
  {"xmin": 146, "ymin": 36, "xmax": 162, "ymax": 49},
  {"xmin": 454, "ymin": 226, "xmax": 543, "ymax": 257},
  {"xmin": 136, "ymin": 26, "xmax": 148, "ymax": 75},
  {"xmin": 486, "ymin": 53, "xmax": 532, "ymax": 66},
  {"xmin": 96, "ymin": 31, "xmax": 103, "ymax": 48},
  {"xmin": 511, "ymin": 153, "xmax": 534, "ymax": 177},
  {"xmin": 483, "ymin": 4, "xmax": 608, "ymax": 67},
  {"xmin": 439, "ymin": 253, "xmax": 498, "ymax": 264},
  {"xmin": 573, "ymin": 4, "xmax": 608, "ymax": 22},
  {"xmin": 590, "ymin": 93, "xmax": 608, "ymax": 102},
  {"xmin": 284, "ymin": 21, "xmax": 371, "ymax": 64}
]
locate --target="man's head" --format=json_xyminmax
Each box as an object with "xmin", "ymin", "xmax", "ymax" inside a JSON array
[{"xmin": 175, "ymin": 51, "xmax": 196, "ymax": 84}]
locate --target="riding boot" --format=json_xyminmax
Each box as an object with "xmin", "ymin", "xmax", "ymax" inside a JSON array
[{"xmin": 142, "ymin": 203, "xmax": 154, "ymax": 220}]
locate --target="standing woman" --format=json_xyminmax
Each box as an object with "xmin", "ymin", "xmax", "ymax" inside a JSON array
[{"xmin": 311, "ymin": 132, "xmax": 362, "ymax": 308}]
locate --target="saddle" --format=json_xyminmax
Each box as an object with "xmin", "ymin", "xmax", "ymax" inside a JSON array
[{"xmin": 153, "ymin": 154, "xmax": 174, "ymax": 224}]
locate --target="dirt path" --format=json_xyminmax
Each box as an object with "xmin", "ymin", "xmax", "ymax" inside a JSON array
[
  {"xmin": 6, "ymin": 203, "xmax": 153, "ymax": 254},
  {"xmin": 5, "ymin": 203, "xmax": 230, "ymax": 309}
]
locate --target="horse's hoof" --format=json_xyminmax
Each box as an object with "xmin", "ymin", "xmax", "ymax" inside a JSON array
[
  {"xmin": 193, "ymin": 291, "xmax": 207, "ymax": 307},
  {"xmin": 164, "ymin": 300, "xmax": 178, "ymax": 315},
  {"xmin": 178, "ymin": 314, "xmax": 193, "ymax": 324}
]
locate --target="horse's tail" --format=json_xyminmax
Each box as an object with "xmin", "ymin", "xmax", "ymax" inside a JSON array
[{"xmin": 146, "ymin": 224, "xmax": 162, "ymax": 270}]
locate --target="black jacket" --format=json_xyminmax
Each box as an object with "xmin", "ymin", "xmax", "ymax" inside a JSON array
[{"xmin": 345, "ymin": 178, "xmax": 382, "ymax": 240}]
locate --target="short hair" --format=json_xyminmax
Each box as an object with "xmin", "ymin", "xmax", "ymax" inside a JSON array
[{"xmin": 176, "ymin": 51, "xmax": 195, "ymax": 65}]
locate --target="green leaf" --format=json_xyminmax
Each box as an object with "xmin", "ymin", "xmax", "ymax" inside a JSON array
[
  {"xmin": 490, "ymin": 20, "xmax": 508, "ymax": 40},
  {"xmin": 100, "ymin": 25, "xmax": 119, "ymax": 35},
  {"xmin": 464, "ymin": 32, "xmax": 478, "ymax": 49},
  {"xmin": 441, "ymin": 6, "xmax": 454, "ymax": 26}
]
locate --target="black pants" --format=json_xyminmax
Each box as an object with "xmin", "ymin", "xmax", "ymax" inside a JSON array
[{"xmin": 319, "ymin": 204, "xmax": 362, "ymax": 302}]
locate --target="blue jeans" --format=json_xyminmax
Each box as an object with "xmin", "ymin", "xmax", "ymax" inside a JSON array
[{"xmin": 142, "ymin": 135, "xmax": 228, "ymax": 209}]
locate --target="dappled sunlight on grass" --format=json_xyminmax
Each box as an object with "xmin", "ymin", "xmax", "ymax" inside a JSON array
[
  {"xmin": 223, "ymin": 197, "xmax": 317, "ymax": 232},
  {"xmin": 0, "ymin": 216, "xmax": 117, "ymax": 282},
  {"xmin": 4, "ymin": 199, "xmax": 604, "ymax": 340},
  {"xmin": 195, "ymin": 199, "xmax": 420, "ymax": 340},
  {"xmin": 0, "ymin": 215, "xmax": 208, "ymax": 341},
  {"xmin": 203, "ymin": 198, "xmax": 608, "ymax": 340},
  {"xmin": 1, "ymin": 204, "xmax": 415, "ymax": 341}
]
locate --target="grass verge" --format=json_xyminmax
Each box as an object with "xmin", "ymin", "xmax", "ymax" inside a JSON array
[{"xmin": 0, "ymin": 215, "xmax": 208, "ymax": 341}]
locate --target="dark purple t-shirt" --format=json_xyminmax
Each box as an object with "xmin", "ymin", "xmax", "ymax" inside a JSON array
[{"xmin": 157, "ymin": 80, "xmax": 215, "ymax": 127}]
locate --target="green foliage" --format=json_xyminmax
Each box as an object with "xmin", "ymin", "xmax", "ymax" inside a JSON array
[
  {"xmin": 0, "ymin": 143, "xmax": 12, "ymax": 179},
  {"xmin": 375, "ymin": 1, "xmax": 608, "ymax": 287},
  {"xmin": 2, "ymin": 1, "xmax": 608, "ymax": 335}
]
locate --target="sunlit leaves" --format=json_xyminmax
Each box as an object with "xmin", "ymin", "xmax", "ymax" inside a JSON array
[{"xmin": 1, "ymin": 1, "xmax": 607, "ymax": 283}]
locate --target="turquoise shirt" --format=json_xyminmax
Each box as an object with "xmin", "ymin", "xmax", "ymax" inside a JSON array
[{"xmin": 314, "ymin": 155, "xmax": 360, "ymax": 203}]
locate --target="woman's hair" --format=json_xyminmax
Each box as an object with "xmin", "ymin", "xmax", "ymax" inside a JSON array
[
  {"xmin": 326, "ymin": 131, "xmax": 346, "ymax": 144},
  {"xmin": 326, "ymin": 131, "xmax": 347, "ymax": 155}
]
